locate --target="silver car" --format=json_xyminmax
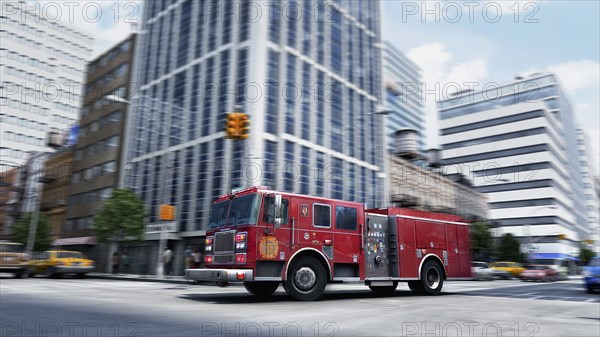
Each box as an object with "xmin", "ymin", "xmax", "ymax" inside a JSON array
[{"xmin": 471, "ymin": 261, "xmax": 495, "ymax": 280}]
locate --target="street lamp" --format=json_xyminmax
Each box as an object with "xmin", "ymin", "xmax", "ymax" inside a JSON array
[
  {"xmin": 107, "ymin": 94, "xmax": 175, "ymax": 277},
  {"xmin": 523, "ymin": 205, "xmax": 559, "ymax": 258},
  {"xmin": 352, "ymin": 105, "xmax": 392, "ymax": 207}
]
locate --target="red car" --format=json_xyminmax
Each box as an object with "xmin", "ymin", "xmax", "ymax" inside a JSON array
[{"xmin": 520, "ymin": 265, "xmax": 559, "ymax": 282}]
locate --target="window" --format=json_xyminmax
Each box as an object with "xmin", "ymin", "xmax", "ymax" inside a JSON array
[
  {"xmin": 102, "ymin": 161, "xmax": 116, "ymax": 173},
  {"xmin": 313, "ymin": 204, "xmax": 331, "ymax": 227},
  {"xmin": 335, "ymin": 206, "xmax": 357, "ymax": 230},
  {"xmin": 263, "ymin": 196, "xmax": 289, "ymax": 225}
]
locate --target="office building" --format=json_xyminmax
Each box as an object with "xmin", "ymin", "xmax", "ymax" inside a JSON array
[
  {"xmin": 0, "ymin": 2, "xmax": 93, "ymax": 165},
  {"xmin": 59, "ymin": 35, "xmax": 136, "ymax": 257},
  {"xmin": 382, "ymin": 41, "xmax": 425, "ymax": 150},
  {"xmin": 123, "ymin": 0, "xmax": 385, "ymax": 274},
  {"xmin": 576, "ymin": 128, "xmax": 600, "ymax": 253},
  {"xmin": 438, "ymin": 73, "xmax": 590, "ymax": 260}
]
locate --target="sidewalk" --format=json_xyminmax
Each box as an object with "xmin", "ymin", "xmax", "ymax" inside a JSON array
[{"xmin": 88, "ymin": 272, "xmax": 192, "ymax": 284}]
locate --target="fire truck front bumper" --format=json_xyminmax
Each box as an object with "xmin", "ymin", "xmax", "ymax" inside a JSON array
[{"xmin": 185, "ymin": 268, "xmax": 254, "ymax": 282}]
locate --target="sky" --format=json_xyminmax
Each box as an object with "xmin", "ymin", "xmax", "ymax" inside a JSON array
[
  {"xmin": 381, "ymin": 0, "xmax": 600, "ymax": 173},
  {"xmin": 34, "ymin": 0, "xmax": 599, "ymax": 173}
]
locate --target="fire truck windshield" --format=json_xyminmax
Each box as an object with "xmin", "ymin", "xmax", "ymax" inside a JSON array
[{"xmin": 207, "ymin": 194, "xmax": 261, "ymax": 229}]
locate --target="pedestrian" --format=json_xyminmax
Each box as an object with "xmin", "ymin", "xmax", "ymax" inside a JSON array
[
  {"xmin": 184, "ymin": 245, "xmax": 192, "ymax": 270},
  {"xmin": 192, "ymin": 249, "xmax": 203, "ymax": 268},
  {"xmin": 163, "ymin": 247, "xmax": 173, "ymax": 278},
  {"xmin": 121, "ymin": 251, "xmax": 130, "ymax": 274},
  {"xmin": 112, "ymin": 251, "xmax": 120, "ymax": 274}
]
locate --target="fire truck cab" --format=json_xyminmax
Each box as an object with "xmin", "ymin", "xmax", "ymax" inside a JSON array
[{"xmin": 185, "ymin": 187, "xmax": 472, "ymax": 301}]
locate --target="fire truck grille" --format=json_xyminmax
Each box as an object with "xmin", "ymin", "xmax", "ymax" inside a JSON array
[
  {"xmin": 214, "ymin": 231, "xmax": 235, "ymax": 253},
  {"xmin": 213, "ymin": 254, "xmax": 234, "ymax": 265}
]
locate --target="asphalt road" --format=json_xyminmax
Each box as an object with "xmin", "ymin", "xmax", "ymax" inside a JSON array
[{"xmin": 1, "ymin": 275, "xmax": 598, "ymax": 337}]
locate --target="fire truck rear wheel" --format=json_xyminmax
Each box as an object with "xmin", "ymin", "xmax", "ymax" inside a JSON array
[
  {"xmin": 284, "ymin": 257, "xmax": 327, "ymax": 301},
  {"xmin": 420, "ymin": 260, "xmax": 444, "ymax": 295},
  {"xmin": 244, "ymin": 281, "xmax": 280, "ymax": 297},
  {"xmin": 369, "ymin": 281, "xmax": 398, "ymax": 296}
]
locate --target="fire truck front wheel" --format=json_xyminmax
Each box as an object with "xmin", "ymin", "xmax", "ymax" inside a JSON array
[
  {"xmin": 244, "ymin": 281, "xmax": 280, "ymax": 297},
  {"xmin": 420, "ymin": 260, "xmax": 444, "ymax": 295},
  {"xmin": 284, "ymin": 257, "xmax": 327, "ymax": 301}
]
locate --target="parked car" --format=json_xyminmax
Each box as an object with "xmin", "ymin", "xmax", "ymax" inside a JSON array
[
  {"xmin": 29, "ymin": 250, "xmax": 94, "ymax": 278},
  {"xmin": 0, "ymin": 242, "xmax": 29, "ymax": 278},
  {"xmin": 583, "ymin": 257, "xmax": 600, "ymax": 294},
  {"xmin": 520, "ymin": 265, "xmax": 558, "ymax": 282},
  {"xmin": 528, "ymin": 258, "xmax": 570, "ymax": 280},
  {"xmin": 491, "ymin": 268, "xmax": 512, "ymax": 280},
  {"xmin": 471, "ymin": 262, "xmax": 494, "ymax": 280},
  {"xmin": 491, "ymin": 261, "xmax": 525, "ymax": 278}
]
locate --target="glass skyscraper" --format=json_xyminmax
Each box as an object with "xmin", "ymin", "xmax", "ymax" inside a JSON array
[
  {"xmin": 123, "ymin": 0, "xmax": 385, "ymax": 250},
  {"xmin": 382, "ymin": 41, "xmax": 424, "ymax": 150}
]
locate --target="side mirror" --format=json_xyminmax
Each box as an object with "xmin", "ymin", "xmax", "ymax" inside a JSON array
[{"xmin": 274, "ymin": 194, "xmax": 282, "ymax": 215}]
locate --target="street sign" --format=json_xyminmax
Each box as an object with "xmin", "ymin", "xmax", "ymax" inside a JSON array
[
  {"xmin": 159, "ymin": 204, "xmax": 175, "ymax": 220},
  {"xmin": 145, "ymin": 221, "xmax": 176, "ymax": 234}
]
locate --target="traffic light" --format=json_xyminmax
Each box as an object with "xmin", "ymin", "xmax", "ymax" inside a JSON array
[
  {"xmin": 240, "ymin": 113, "xmax": 250, "ymax": 140},
  {"xmin": 226, "ymin": 113, "xmax": 242, "ymax": 139},
  {"xmin": 159, "ymin": 204, "xmax": 175, "ymax": 221},
  {"xmin": 225, "ymin": 113, "xmax": 250, "ymax": 140}
]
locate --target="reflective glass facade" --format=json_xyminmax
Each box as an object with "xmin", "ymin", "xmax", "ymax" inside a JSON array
[{"xmin": 124, "ymin": 0, "xmax": 385, "ymax": 232}]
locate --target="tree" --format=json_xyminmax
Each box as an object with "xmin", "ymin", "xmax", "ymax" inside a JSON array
[
  {"xmin": 11, "ymin": 212, "xmax": 51, "ymax": 251},
  {"xmin": 92, "ymin": 188, "xmax": 147, "ymax": 243},
  {"xmin": 470, "ymin": 222, "xmax": 494, "ymax": 261},
  {"xmin": 580, "ymin": 244, "xmax": 596, "ymax": 266},
  {"xmin": 497, "ymin": 233, "xmax": 524, "ymax": 262}
]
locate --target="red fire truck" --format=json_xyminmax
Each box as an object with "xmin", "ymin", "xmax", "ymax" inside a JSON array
[{"xmin": 186, "ymin": 186, "xmax": 472, "ymax": 300}]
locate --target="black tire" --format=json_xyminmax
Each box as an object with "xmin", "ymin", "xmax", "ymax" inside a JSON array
[
  {"xmin": 587, "ymin": 287, "xmax": 595, "ymax": 294},
  {"xmin": 76, "ymin": 273, "xmax": 86, "ymax": 279},
  {"xmin": 420, "ymin": 260, "xmax": 444, "ymax": 295},
  {"xmin": 46, "ymin": 267, "xmax": 60, "ymax": 278},
  {"xmin": 244, "ymin": 281, "xmax": 280, "ymax": 297},
  {"xmin": 408, "ymin": 280, "xmax": 423, "ymax": 293},
  {"xmin": 369, "ymin": 282, "xmax": 398, "ymax": 296},
  {"xmin": 284, "ymin": 256, "xmax": 327, "ymax": 301},
  {"xmin": 14, "ymin": 272, "xmax": 23, "ymax": 279}
]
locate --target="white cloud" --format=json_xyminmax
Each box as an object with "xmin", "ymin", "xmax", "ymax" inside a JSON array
[
  {"xmin": 406, "ymin": 43, "xmax": 489, "ymax": 149},
  {"xmin": 548, "ymin": 60, "xmax": 600, "ymax": 92},
  {"xmin": 26, "ymin": 0, "xmax": 143, "ymax": 59}
]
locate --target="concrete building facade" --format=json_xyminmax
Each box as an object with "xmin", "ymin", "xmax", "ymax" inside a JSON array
[
  {"xmin": 0, "ymin": 2, "xmax": 93, "ymax": 165},
  {"xmin": 438, "ymin": 73, "xmax": 590, "ymax": 260}
]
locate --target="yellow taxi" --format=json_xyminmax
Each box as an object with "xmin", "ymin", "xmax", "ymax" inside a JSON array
[
  {"xmin": 490, "ymin": 261, "xmax": 525, "ymax": 278},
  {"xmin": 0, "ymin": 242, "xmax": 29, "ymax": 278},
  {"xmin": 29, "ymin": 250, "xmax": 94, "ymax": 278}
]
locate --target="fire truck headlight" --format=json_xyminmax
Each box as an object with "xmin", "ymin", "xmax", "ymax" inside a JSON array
[{"xmin": 235, "ymin": 242, "xmax": 246, "ymax": 251}]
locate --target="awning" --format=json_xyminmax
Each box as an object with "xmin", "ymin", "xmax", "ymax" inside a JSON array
[
  {"xmin": 528, "ymin": 253, "xmax": 578, "ymax": 261},
  {"xmin": 53, "ymin": 236, "xmax": 97, "ymax": 246}
]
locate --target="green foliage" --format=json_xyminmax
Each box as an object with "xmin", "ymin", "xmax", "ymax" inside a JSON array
[
  {"xmin": 580, "ymin": 245, "xmax": 596, "ymax": 266},
  {"xmin": 11, "ymin": 212, "xmax": 51, "ymax": 251},
  {"xmin": 497, "ymin": 233, "xmax": 524, "ymax": 262},
  {"xmin": 92, "ymin": 189, "xmax": 147, "ymax": 242},
  {"xmin": 470, "ymin": 222, "xmax": 494, "ymax": 261}
]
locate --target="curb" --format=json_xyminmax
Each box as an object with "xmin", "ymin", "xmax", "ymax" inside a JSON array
[{"xmin": 87, "ymin": 273, "xmax": 242, "ymax": 286}]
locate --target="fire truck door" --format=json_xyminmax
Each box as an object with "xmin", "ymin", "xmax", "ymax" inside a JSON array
[
  {"xmin": 398, "ymin": 218, "xmax": 417, "ymax": 278},
  {"xmin": 456, "ymin": 225, "xmax": 471, "ymax": 277},
  {"xmin": 364, "ymin": 214, "xmax": 391, "ymax": 278},
  {"xmin": 445, "ymin": 224, "xmax": 460, "ymax": 278}
]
